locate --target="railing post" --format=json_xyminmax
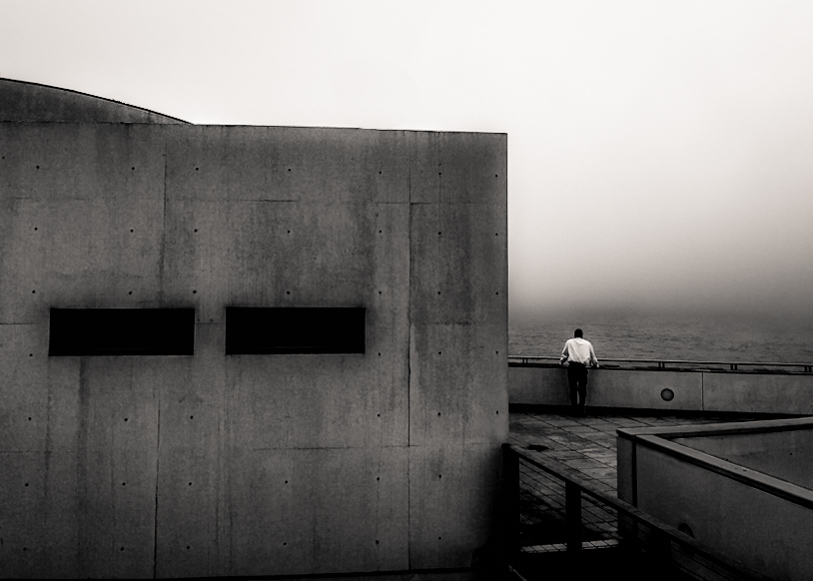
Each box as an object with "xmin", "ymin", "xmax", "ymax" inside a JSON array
[
  {"xmin": 565, "ymin": 481, "xmax": 582, "ymax": 553},
  {"xmin": 502, "ymin": 445, "xmax": 520, "ymax": 559},
  {"xmin": 649, "ymin": 529, "xmax": 673, "ymax": 570}
]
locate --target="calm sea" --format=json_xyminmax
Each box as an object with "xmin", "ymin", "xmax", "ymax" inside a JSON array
[{"xmin": 509, "ymin": 310, "xmax": 813, "ymax": 364}]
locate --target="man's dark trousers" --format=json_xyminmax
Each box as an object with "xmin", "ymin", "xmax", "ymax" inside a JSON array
[{"xmin": 567, "ymin": 362, "xmax": 588, "ymax": 414}]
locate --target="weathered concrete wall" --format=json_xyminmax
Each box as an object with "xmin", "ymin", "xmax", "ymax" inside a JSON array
[
  {"xmin": 0, "ymin": 121, "xmax": 507, "ymax": 578},
  {"xmin": 703, "ymin": 372, "xmax": 813, "ymax": 415},
  {"xmin": 509, "ymin": 365, "xmax": 813, "ymax": 414},
  {"xmin": 509, "ymin": 366, "xmax": 703, "ymax": 411}
]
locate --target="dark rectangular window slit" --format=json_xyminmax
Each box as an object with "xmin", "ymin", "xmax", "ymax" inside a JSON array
[
  {"xmin": 226, "ymin": 307, "xmax": 365, "ymax": 354},
  {"xmin": 49, "ymin": 308, "xmax": 195, "ymax": 356}
]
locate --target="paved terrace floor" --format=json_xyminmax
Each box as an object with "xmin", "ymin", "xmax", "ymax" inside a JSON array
[{"xmin": 508, "ymin": 407, "xmax": 764, "ymax": 495}]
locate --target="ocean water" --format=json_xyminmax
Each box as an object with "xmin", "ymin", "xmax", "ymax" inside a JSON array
[{"xmin": 509, "ymin": 310, "xmax": 813, "ymax": 364}]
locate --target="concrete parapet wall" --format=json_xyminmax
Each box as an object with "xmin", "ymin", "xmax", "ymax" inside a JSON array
[
  {"xmin": 618, "ymin": 419, "xmax": 813, "ymax": 580},
  {"xmin": 634, "ymin": 443, "xmax": 813, "ymax": 580},
  {"xmin": 703, "ymin": 372, "xmax": 813, "ymax": 415},
  {"xmin": 0, "ymin": 120, "xmax": 507, "ymax": 578},
  {"xmin": 509, "ymin": 365, "xmax": 813, "ymax": 415}
]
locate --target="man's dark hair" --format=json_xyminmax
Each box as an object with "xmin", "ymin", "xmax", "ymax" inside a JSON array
[{"xmin": 574, "ymin": 328, "xmax": 583, "ymax": 338}]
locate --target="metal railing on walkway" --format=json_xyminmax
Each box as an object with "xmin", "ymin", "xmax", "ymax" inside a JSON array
[
  {"xmin": 503, "ymin": 444, "xmax": 770, "ymax": 581},
  {"xmin": 508, "ymin": 355, "xmax": 813, "ymax": 373}
]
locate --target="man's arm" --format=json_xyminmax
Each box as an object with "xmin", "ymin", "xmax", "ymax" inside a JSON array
[
  {"xmin": 560, "ymin": 342, "xmax": 569, "ymax": 365},
  {"xmin": 589, "ymin": 344, "xmax": 599, "ymax": 367}
]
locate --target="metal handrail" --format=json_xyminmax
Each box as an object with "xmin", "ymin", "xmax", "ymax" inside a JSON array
[
  {"xmin": 508, "ymin": 355, "xmax": 813, "ymax": 373},
  {"xmin": 504, "ymin": 443, "xmax": 771, "ymax": 581}
]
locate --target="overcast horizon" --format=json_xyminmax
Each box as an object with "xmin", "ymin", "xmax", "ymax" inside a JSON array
[{"xmin": 3, "ymin": 0, "xmax": 812, "ymax": 323}]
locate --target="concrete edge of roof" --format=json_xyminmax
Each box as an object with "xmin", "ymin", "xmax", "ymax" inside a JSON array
[{"xmin": 0, "ymin": 77, "xmax": 190, "ymax": 124}]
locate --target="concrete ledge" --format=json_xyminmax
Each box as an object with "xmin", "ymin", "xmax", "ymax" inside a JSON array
[
  {"xmin": 618, "ymin": 428, "xmax": 813, "ymax": 510},
  {"xmin": 510, "ymin": 365, "xmax": 813, "ymax": 416},
  {"xmin": 258, "ymin": 568, "xmax": 474, "ymax": 580},
  {"xmin": 509, "ymin": 403, "xmax": 797, "ymax": 420}
]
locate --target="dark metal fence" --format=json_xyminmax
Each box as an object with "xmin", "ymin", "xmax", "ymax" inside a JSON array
[
  {"xmin": 508, "ymin": 355, "xmax": 813, "ymax": 373},
  {"xmin": 503, "ymin": 444, "xmax": 771, "ymax": 581}
]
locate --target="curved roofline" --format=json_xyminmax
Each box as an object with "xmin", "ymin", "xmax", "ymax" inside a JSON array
[{"xmin": 1, "ymin": 77, "xmax": 190, "ymax": 124}]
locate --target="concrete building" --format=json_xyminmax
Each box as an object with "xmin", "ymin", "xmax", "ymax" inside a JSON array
[{"xmin": 0, "ymin": 78, "xmax": 508, "ymax": 579}]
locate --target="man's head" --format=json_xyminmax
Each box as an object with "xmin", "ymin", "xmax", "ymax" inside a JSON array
[{"xmin": 574, "ymin": 328, "xmax": 583, "ymax": 338}]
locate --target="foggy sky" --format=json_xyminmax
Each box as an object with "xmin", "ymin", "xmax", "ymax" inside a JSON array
[{"xmin": 2, "ymin": 0, "xmax": 812, "ymax": 320}]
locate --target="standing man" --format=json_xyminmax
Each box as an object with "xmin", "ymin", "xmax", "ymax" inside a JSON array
[{"xmin": 560, "ymin": 329, "xmax": 599, "ymax": 416}]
